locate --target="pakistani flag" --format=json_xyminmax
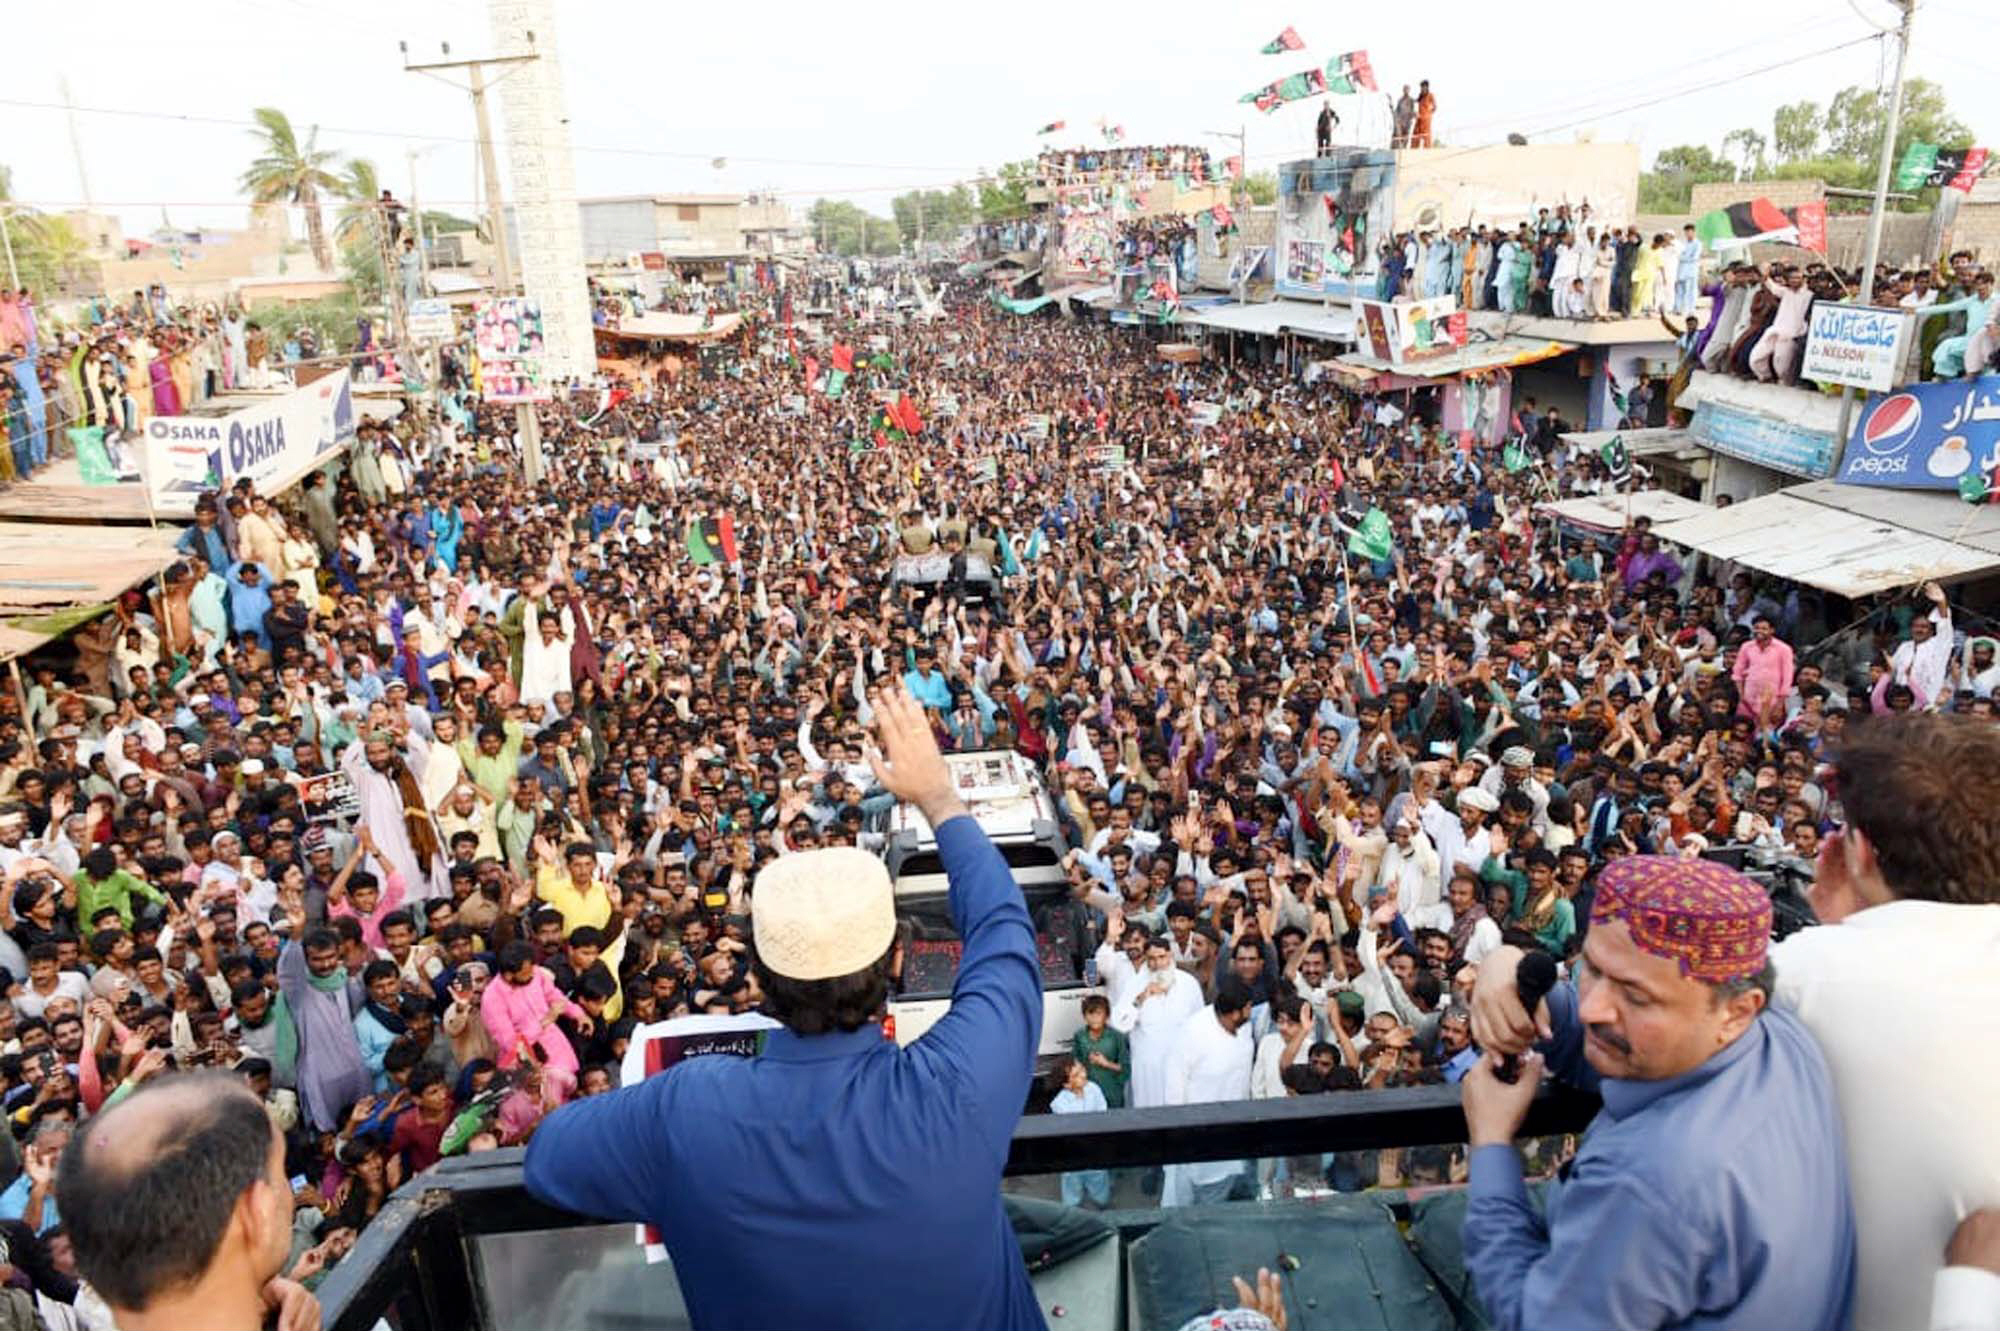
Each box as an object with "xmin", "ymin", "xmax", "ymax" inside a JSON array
[
  {"xmin": 1502, "ymin": 442, "xmax": 1530, "ymax": 474},
  {"xmin": 1348, "ymin": 507, "xmax": 1393, "ymax": 562},
  {"xmin": 1601, "ymin": 435, "xmax": 1632, "ymax": 485},
  {"xmin": 1260, "ymin": 25, "xmax": 1306, "ymax": 53},
  {"xmin": 1037, "ymin": 120, "xmax": 1066, "ymax": 135},
  {"xmin": 824, "ymin": 369, "xmax": 848, "ymax": 399}
]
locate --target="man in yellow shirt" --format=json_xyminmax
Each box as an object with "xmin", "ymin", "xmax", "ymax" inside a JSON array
[{"xmin": 533, "ymin": 837, "xmax": 616, "ymax": 934}]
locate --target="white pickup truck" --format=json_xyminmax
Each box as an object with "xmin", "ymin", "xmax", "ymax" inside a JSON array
[{"xmin": 884, "ymin": 750, "xmax": 1101, "ymax": 1072}]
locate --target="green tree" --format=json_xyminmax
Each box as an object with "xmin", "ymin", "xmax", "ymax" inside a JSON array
[
  {"xmin": 1638, "ymin": 144, "xmax": 1736, "ymax": 213},
  {"xmin": 977, "ymin": 160, "xmax": 1035, "ymax": 223},
  {"xmin": 239, "ymin": 107, "xmax": 343, "ymax": 272},
  {"xmin": 808, "ymin": 199, "xmax": 899, "ymax": 257},
  {"xmin": 1722, "ymin": 127, "xmax": 1769, "ymax": 177},
  {"xmin": 0, "ymin": 166, "xmax": 95, "ymax": 297},
  {"xmin": 1770, "ymin": 101, "xmax": 1820, "ymax": 164},
  {"xmin": 1242, "ymin": 171, "xmax": 1278, "ymax": 206},
  {"xmin": 891, "ymin": 185, "xmax": 978, "ymax": 246},
  {"xmin": 334, "ymin": 158, "xmax": 383, "ymax": 249},
  {"xmin": 1824, "ymin": 78, "xmax": 1971, "ymax": 168}
]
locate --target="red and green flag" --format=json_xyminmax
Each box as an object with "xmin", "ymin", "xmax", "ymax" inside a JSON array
[
  {"xmin": 891, "ymin": 393, "xmax": 924, "ymax": 437},
  {"xmin": 686, "ymin": 513, "xmax": 739, "ymax": 566},
  {"xmin": 830, "ymin": 343, "xmax": 854, "ymax": 374},
  {"xmin": 1260, "ymin": 26, "xmax": 1306, "ymax": 53},
  {"xmin": 1324, "ymin": 50, "xmax": 1377, "ymax": 94},
  {"xmin": 1694, "ymin": 197, "xmax": 1827, "ymax": 253},
  {"xmin": 1037, "ymin": 120, "xmax": 1066, "ymax": 135}
]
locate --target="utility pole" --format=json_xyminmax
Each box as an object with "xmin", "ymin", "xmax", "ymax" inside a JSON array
[
  {"xmin": 60, "ymin": 76, "xmax": 93, "ymax": 215},
  {"xmin": 1830, "ymin": 0, "xmax": 1915, "ymax": 476},
  {"xmin": 404, "ymin": 42, "xmax": 546, "ymax": 484}
]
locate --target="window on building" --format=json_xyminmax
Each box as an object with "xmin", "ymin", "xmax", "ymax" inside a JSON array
[{"xmin": 677, "ymin": 205, "xmax": 700, "ymax": 223}]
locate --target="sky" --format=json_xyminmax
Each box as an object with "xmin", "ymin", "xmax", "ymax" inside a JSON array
[{"xmin": 5, "ymin": 0, "xmax": 1999, "ymax": 239}]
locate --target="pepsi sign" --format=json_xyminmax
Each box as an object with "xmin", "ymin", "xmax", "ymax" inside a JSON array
[{"xmin": 1837, "ymin": 376, "xmax": 2000, "ymax": 491}]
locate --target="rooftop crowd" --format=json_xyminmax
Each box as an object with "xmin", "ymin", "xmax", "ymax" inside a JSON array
[{"xmin": 0, "ymin": 257, "xmax": 1992, "ymax": 1329}]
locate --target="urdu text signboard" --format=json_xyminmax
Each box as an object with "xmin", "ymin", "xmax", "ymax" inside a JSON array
[
  {"xmin": 1801, "ymin": 304, "xmax": 1911, "ymax": 393},
  {"xmin": 1837, "ymin": 376, "xmax": 2000, "ymax": 490}
]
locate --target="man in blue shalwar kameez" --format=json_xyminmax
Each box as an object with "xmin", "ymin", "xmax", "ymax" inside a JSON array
[
  {"xmin": 1463, "ymin": 855, "xmax": 1855, "ymax": 1331},
  {"xmin": 525, "ymin": 683, "xmax": 1046, "ymax": 1331}
]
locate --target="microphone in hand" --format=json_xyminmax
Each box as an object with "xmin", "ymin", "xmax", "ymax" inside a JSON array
[{"xmin": 1495, "ymin": 950, "xmax": 1559, "ymax": 1085}]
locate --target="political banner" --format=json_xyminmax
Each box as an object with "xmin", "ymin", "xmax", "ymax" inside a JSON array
[
  {"xmin": 971, "ymin": 457, "xmax": 998, "ymax": 483},
  {"xmin": 144, "ymin": 370, "xmax": 356, "ymax": 516},
  {"xmin": 621, "ymin": 1014, "xmax": 782, "ymax": 1261},
  {"xmin": 1838, "ymin": 377, "xmax": 2000, "ymax": 490},
  {"xmin": 474, "ymin": 297, "xmax": 552, "ymax": 403},
  {"xmin": 296, "ymin": 771, "xmax": 361, "ymax": 824},
  {"xmin": 407, "ymin": 298, "xmax": 456, "ymax": 343},
  {"xmin": 1087, "ymin": 443, "xmax": 1128, "ymax": 473},
  {"xmin": 1188, "ymin": 401, "xmax": 1223, "ymax": 427},
  {"xmin": 1801, "ymin": 304, "xmax": 1912, "ymax": 393},
  {"xmin": 1353, "ymin": 296, "xmax": 1461, "ymax": 364}
]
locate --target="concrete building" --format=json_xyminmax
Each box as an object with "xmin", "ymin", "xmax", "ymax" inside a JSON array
[{"xmin": 571, "ymin": 193, "xmax": 802, "ymax": 278}]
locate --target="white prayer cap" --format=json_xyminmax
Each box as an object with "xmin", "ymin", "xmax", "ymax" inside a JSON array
[
  {"xmin": 752, "ymin": 848, "xmax": 895, "ymax": 982},
  {"xmin": 1459, "ymin": 787, "xmax": 1500, "ymax": 813}
]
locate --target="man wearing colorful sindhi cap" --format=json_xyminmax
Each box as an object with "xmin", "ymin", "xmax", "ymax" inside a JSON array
[{"xmin": 1459, "ymin": 855, "xmax": 1855, "ymax": 1331}]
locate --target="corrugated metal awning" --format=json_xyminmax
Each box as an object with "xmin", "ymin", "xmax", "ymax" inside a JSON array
[
  {"xmin": 1559, "ymin": 427, "xmax": 1701, "ymax": 459},
  {"xmin": 1652, "ymin": 489, "xmax": 2000, "ymax": 597},
  {"xmin": 1182, "ymin": 300, "xmax": 1355, "ymax": 342},
  {"xmin": 1536, "ymin": 490, "xmax": 1712, "ymax": 534}
]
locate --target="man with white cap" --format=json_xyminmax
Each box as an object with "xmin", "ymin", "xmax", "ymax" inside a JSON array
[
  {"xmin": 524, "ymin": 683, "xmax": 1046, "ymax": 1331},
  {"xmin": 1422, "ymin": 776, "xmax": 1498, "ymax": 882},
  {"xmin": 1477, "ymin": 745, "xmax": 1549, "ymax": 835}
]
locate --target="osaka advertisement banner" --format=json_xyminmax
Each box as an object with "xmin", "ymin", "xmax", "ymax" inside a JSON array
[
  {"xmin": 1837, "ymin": 376, "xmax": 2000, "ymax": 490},
  {"xmin": 144, "ymin": 370, "xmax": 357, "ymax": 515}
]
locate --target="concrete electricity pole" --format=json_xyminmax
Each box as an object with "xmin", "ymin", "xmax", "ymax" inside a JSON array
[
  {"xmin": 404, "ymin": 42, "xmax": 547, "ymax": 484},
  {"xmin": 1829, "ymin": 0, "xmax": 1915, "ymax": 476}
]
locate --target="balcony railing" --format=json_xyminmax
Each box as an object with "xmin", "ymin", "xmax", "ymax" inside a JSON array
[{"xmin": 314, "ymin": 1082, "xmax": 1599, "ymax": 1331}]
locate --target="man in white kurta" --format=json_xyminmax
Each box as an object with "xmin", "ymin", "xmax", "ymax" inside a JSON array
[
  {"xmin": 342, "ymin": 730, "xmax": 451, "ymax": 902},
  {"xmin": 1111, "ymin": 936, "xmax": 1205, "ymax": 1109},
  {"xmin": 1161, "ymin": 979, "xmax": 1256, "ymax": 1206}
]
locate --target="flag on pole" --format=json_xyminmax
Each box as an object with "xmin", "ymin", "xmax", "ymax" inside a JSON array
[
  {"xmin": 1037, "ymin": 120, "xmax": 1066, "ymax": 135},
  {"xmin": 1601, "ymin": 435, "xmax": 1631, "ymax": 485},
  {"xmin": 1348, "ymin": 507, "xmax": 1393, "ymax": 562},
  {"xmin": 1502, "ymin": 442, "xmax": 1530, "ymax": 473},
  {"xmin": 686, "ymin": 513, "xmax": 739, "ymax": 566},
  {"xmin": 1323, "ymin": 50, "xmax": 1378, "ymax": 94},
  {"xmin": 830, "ymin": 343, "xmax": 854, "ymax": 374},
  {"xmin": 1260, "ymin": 26, "xmax": 1306, "ymax": 53},
  {"xmin": 1896, "ymin": 142, "xmax": 1990, "ymax": 192},
  {"xmin": 1694, "ymin": 197, "xmax": 1826, "ymax": 253},
  {"xmin": 824, "ymin": 369, "xmax": 848, "ymax": 398}
]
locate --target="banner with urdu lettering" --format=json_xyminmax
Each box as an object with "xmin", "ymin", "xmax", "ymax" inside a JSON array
[{"xmin": 1837, "ymin": 376, "xmax": 2000, "ymax": 491}]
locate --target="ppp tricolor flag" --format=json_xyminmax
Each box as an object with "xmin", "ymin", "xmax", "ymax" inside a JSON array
[
  {"xmin": 1695, "ymin": 197, "xmax": 1827, "ymax": 254},
  {"xmin": 686, "ymin": 513, "xmax": 739, "ymax": 566},
  {"xmin": 1260, "ymin": 26, "xmax": 1306, "ymax": 53}
]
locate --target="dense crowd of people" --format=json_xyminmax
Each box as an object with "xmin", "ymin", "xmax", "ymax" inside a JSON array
[{"xmin": 0, "ymin": 252, "xmax": 1993, "ymax": 1328}]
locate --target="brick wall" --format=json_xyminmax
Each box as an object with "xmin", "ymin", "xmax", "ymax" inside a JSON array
[
  {"xmin": 1688, "ymin": 178, "xmax": 1827, "ymax": 216},
  {"xmin": 1952, "ymin": 202, "xmax": 2000, "ymax": 264}
]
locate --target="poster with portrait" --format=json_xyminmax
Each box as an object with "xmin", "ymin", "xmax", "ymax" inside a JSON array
[{"xmin": 474, "ymin": 297, "xmax": 553, "ymax": 403}]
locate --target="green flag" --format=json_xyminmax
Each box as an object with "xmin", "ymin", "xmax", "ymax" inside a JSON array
[
  {"xmin": 1959, "ymin": 470, "xmax": 1989, "ymax": 504},
  {"xmin": 1348, "ymin": 507, "xmax": 1393, "ymax": 562},
  {"xmin": 1275, "ymin": 72, "xmax": 1314, "ymax": 100},
  {"xmin": 1894, "ymin": 141, "xmax": 1939, "ymax": 193},
  {"xmin": 686, "ymin": 520, "xmax": 716, "ymax": 566},
  {"xmin": 1502, "ymin": 442, "xmax": 1530, "ymax": 474},
  {"xmin": 824, "ymin": 369, "xmax": 848, "ymax": 399},
  {"xmin": 1601, "ymin": 434, "xmax": 1631, "ymax": 483}
]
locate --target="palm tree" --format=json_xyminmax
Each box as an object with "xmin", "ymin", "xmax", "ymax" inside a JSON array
[
  {"xmin": 240, "ymin": 108, "xmax": 342, "ymax": 273},
  {"xmin": 334, "ymin": 158, "xmax": 383, "ymax": 248}
]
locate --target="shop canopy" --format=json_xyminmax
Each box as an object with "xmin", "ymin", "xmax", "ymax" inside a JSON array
[
  {"xmin": 1182, "ymin": 300, "xmax": 1356, "ymax": 343},
  {"xmin": 600, "ymin": 312, "xmax": 744, "ymax": 343},
  {"xmin": 1337, "ymin": 336, "xmax": 1571, "ymax": 379},
  {"xmin": 0, "ymin": 522, "xmax": 186, "ymax": 661},
  {"xmin": 1651, "ymin": 482, "xmax": 2000, "ymax": 598},
  {"xmin": 1536, "ymin": 489, "xmax": 1712, "ymax": 535}
]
